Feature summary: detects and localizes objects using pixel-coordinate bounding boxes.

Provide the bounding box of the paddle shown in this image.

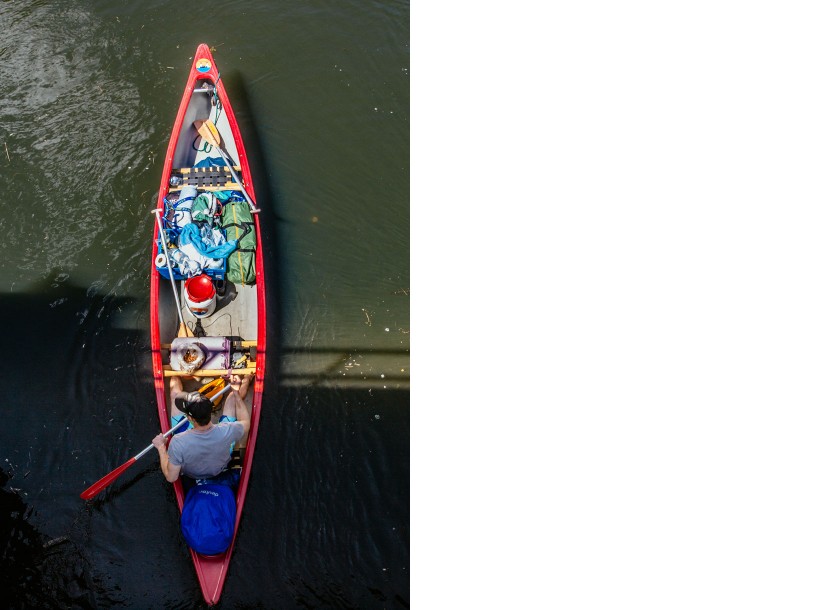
[153,209,193,338]
[80,384,232,500]
[193,119,259,213]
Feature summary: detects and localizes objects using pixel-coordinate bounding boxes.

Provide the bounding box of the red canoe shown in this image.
[150,43,266,605]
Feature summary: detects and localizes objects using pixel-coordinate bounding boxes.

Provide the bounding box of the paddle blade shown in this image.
[80,457,138,500]
[193,119,222,149]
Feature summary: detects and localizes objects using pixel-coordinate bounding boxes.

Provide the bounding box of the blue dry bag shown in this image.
[180,483,236,555]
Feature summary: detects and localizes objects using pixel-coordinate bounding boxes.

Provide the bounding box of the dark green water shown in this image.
[0,1,409,607]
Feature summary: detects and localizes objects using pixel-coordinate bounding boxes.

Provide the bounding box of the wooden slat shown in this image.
[163,364,256,377]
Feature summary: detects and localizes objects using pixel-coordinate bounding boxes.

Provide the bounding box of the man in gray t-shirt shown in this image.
[168,419,244,479]
[153,375,252,482]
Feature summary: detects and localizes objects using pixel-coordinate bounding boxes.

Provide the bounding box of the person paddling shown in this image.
[152,374,252,484]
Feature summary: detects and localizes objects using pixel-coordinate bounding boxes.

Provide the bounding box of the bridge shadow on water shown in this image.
[0,278,146,608]
[0,300,410,598]
[0,279,409,608]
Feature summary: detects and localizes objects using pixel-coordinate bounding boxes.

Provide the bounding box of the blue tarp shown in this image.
[178,223,238,260]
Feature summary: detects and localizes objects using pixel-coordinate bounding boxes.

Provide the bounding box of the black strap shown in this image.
[222,221,255,251]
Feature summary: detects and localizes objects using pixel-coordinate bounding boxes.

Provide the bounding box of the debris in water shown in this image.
[43,536,69,549]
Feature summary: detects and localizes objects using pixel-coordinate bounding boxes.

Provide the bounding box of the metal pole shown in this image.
[153,209,188,330]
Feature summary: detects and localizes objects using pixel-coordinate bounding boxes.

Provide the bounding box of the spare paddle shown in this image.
[153,209,193,338]
[80,384,232,500]
[193,119,259,213]
[198,377,227,408]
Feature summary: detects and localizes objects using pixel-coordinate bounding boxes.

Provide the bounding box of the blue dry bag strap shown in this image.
[174,195,196,208]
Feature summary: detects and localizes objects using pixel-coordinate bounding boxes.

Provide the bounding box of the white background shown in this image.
[413,1,840,607]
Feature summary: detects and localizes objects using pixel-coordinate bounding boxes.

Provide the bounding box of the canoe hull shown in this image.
[150,43,266,606]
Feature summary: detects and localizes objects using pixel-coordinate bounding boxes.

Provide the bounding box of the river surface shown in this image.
[0,1,409,607]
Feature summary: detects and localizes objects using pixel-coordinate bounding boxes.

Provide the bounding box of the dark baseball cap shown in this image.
[175,391,212,420]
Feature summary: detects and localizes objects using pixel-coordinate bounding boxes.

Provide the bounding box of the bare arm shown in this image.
[233,392,251,439]
[223,374,252,440]
[152,434,182,482]
[170,376,187,419]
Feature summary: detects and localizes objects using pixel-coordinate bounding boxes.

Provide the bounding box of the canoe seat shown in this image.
[170,165,243,192]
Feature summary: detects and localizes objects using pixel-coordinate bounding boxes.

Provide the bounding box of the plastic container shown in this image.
[184,274,217,318]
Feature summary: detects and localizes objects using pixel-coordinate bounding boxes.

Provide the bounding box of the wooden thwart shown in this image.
[163,363,257,377]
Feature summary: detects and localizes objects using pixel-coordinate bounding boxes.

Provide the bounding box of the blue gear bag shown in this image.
[180,483,236,555]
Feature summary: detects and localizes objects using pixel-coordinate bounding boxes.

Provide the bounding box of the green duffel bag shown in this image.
[221,198,256,285]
